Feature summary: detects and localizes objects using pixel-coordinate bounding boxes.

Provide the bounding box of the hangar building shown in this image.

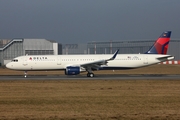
[0,38,62,65]
[87,39,180,60]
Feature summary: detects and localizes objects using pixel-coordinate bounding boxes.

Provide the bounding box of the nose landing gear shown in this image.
[24,71,27,78]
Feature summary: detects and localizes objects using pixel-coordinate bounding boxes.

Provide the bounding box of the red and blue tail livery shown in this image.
[145,31,171,54]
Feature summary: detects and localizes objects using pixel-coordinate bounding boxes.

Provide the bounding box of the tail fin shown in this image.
[145,31,171,54]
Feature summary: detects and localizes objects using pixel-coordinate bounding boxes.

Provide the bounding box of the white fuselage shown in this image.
[6,54,173,71]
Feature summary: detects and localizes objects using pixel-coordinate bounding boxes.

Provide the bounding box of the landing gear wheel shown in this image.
[87,73,94,77]
[24,71,27,78]
[89,73,94,77]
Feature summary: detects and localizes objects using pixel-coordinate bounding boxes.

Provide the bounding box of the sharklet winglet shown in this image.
[107,49,119,61]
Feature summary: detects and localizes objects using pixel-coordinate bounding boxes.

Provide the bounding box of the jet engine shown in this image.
[65,66,80,75]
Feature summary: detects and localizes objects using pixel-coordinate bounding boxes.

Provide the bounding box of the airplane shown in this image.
[6,31,174,78]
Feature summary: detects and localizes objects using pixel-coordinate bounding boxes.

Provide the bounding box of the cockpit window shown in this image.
[12,59,18,62]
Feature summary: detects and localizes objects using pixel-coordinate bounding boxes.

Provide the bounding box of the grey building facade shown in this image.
[0,38,62,65]
[62,44,87,54]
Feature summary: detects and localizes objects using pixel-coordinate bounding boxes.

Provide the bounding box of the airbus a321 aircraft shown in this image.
[6,31,174,77]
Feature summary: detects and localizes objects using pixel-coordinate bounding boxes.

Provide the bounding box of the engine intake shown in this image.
[65,66,80,75]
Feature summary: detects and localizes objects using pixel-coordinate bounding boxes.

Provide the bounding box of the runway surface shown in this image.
[0,74,180,80]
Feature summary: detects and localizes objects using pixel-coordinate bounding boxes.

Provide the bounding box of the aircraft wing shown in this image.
[80,49,119,70]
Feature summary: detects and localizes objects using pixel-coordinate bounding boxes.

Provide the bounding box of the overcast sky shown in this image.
[0,0,180,44]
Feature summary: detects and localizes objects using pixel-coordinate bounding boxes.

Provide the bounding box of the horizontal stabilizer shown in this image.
[156,55,174,61]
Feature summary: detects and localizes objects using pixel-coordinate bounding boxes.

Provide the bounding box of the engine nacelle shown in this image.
[65,66,80,75]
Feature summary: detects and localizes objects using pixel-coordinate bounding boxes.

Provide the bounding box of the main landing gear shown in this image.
[87,72,94,77]
[86,67,95,77]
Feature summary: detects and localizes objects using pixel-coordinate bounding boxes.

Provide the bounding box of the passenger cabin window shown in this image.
[12,59,18,62]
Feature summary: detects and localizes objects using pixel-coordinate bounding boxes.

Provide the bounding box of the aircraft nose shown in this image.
[6,63,13,69]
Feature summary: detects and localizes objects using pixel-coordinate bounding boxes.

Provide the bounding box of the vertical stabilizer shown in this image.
[145,31,171,54]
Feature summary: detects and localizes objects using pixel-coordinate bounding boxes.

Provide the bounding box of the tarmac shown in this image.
[0,74,180,80]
